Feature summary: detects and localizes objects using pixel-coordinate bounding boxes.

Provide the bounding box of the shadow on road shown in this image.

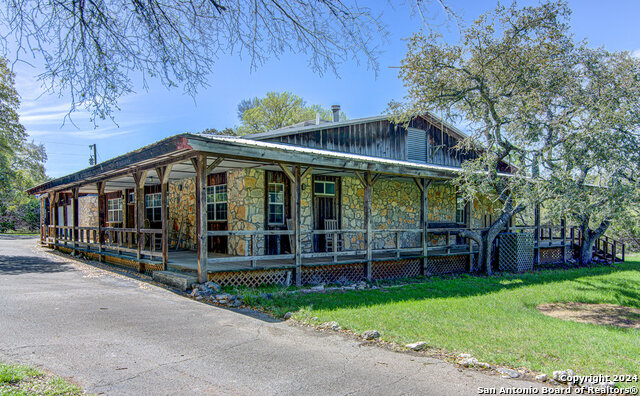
[0,254,74,275]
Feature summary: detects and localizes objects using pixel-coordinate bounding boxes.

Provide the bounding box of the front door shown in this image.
[265,171,291,255]
[313,176,340,252]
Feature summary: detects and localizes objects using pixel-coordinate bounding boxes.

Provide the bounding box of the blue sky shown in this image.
[13,0,640,178]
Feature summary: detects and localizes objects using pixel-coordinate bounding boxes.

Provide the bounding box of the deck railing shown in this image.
[43,225,162,261]
[205,225,573,268]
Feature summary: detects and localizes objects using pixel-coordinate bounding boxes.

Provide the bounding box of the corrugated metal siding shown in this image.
[407,128,427,163]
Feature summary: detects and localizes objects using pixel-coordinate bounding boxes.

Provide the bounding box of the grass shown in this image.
[241,257,640,381]
[0,362,83,395]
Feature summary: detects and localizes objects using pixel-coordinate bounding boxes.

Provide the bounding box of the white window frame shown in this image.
[314,180,336,197]
[145,193,162,222]
[456,194,467,225]
[268,182,285,225]
[107,198,123,223]
[207,184,227,222]
[128,192,135,204]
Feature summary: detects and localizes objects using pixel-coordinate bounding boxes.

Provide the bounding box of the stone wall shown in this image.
[299,173,314,253]
[228,168,265,256]
[341,177,422,250]
[471,195,497,228]
[168,178,197,250]
[427,182,456,223]
[78,195,98,227]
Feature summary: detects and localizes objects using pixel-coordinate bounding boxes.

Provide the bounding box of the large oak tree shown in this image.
[392,1,640,269]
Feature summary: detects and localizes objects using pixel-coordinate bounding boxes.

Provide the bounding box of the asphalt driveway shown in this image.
[0,237,543,395]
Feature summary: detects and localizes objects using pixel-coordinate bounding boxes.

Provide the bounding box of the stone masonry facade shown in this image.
[87,170,495,255]
[168,178,197,250]
[78,195,98,227]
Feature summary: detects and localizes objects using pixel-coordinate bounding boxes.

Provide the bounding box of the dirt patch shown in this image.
[538,302,640,329]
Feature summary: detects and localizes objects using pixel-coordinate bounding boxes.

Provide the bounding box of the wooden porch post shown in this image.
[195,153,208,283]
[416,178,432,276]
[156,165,173,270]
[278,163,304,285]
[133,171,147,271]
[534,202,541,266]
[294,166,302,286]
[71,187,79,255]
[96,182,106,262]
[364,172,373,281]
[50,192,57,248]
[467,196,473,272]
[561,216,567,264]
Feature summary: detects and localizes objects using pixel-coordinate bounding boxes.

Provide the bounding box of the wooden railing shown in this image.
[206,227,490,268]
[43,225,162,261]
[570,227,625,263]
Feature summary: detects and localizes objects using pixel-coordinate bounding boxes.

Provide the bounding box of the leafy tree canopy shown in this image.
[393,1,640,267]
[0,0,391,122]
[236,91,346,135]
[0,57,47,230]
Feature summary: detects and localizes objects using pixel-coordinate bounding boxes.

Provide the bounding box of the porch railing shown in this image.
[205,225,572,269]
[43,225,162,261]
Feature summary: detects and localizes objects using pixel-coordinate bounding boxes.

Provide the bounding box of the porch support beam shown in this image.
[293,165,302,285]
[206,157,224,174]
[278,162,295,183]
[195,153,208,283]
[71,187,79,255]
[156,165,173,270]
[467,196,473,272]
[300,166,314,180]
[534,202,541,265]
[561,216,567,264]
[133,170,148,271]
[364,171,373,281]
[49,192,58,247]
[421,179,432,276]
[96,182,106,262]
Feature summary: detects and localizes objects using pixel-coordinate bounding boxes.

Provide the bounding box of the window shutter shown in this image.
[407,128,427,163]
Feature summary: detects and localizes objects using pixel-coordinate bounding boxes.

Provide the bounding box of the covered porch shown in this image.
[32,134,613,287]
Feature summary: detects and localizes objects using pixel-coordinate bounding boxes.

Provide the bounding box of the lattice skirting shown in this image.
[539,247,567,265]
[425,254,469,275]
[208,268,292,287]
[301,263,366,285]
[371,259,421,281]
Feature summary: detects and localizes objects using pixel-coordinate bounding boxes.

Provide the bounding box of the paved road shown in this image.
[0,237,543,395]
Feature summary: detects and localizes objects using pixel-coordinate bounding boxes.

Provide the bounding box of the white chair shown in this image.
[324,219,342,252]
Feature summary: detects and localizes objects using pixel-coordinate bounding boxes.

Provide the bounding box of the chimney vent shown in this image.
[331,105,340,122]
[315,113,320,125]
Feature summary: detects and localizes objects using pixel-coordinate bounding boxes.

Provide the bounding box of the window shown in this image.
[314,180,336,196]
[107,198,123,223]
[456,194,467,225]
[145,193,162,222]
[268,183,285,224]
[207,184,227,221]
[128,192,135,203]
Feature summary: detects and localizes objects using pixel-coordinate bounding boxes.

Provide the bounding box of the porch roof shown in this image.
[28,133,503,195]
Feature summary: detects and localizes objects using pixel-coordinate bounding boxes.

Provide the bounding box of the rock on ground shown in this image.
[361,330,380,340]
[405,342,428,351]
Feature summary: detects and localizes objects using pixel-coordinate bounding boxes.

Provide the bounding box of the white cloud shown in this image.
[631,49,640,59]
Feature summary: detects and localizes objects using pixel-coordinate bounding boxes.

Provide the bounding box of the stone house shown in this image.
[30,110,574,287]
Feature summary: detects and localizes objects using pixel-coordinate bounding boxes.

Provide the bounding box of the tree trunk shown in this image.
[578,219,610,265]
[460,199,525,275]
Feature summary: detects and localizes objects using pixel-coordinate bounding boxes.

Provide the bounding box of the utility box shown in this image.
[498,232,534,272]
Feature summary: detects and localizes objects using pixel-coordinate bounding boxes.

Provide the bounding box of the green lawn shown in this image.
[0,361,83,395]
[243,257,640,380]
